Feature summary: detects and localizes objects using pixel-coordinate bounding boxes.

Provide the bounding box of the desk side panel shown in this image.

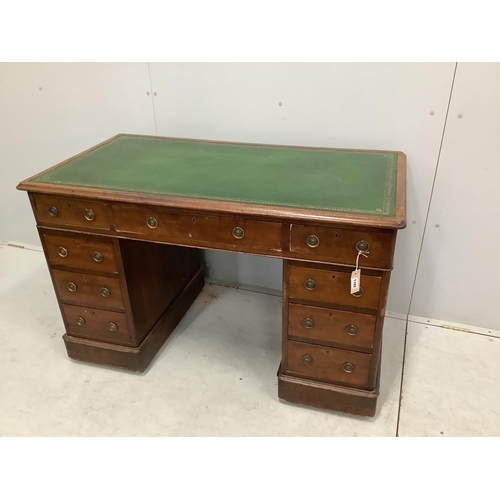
[118,239,204,345]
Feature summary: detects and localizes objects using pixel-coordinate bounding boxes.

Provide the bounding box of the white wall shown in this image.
[409,63,500,330]
[0,62,156,245]
[1,62,496,329]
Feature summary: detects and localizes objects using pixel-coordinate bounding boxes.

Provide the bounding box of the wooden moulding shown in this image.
[277,363,381,418]
[63,266,205,372]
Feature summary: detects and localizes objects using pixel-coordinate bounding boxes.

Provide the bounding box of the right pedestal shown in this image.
[279,259,391,417]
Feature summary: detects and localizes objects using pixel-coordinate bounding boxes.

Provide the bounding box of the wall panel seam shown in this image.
[405,62,458,318]
[147,62,158,136]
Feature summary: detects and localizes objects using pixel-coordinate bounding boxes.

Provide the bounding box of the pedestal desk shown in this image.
[17,134,406,417]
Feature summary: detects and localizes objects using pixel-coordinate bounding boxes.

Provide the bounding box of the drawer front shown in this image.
[286,340,371,389]
[288,304,376,350]
[52,269,124,310]
[290,224,395,269]
[112,205,282,250]
[43,233,118,274]
[32,194,111,230]
[62,304,132,345]
[289,265,381,310]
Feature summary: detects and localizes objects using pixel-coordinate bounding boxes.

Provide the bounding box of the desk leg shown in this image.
[62,239,204,372]
[63,266,205,371]
[277,259,383,417]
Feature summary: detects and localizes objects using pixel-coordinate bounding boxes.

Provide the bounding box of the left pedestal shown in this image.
[39,227,204,372]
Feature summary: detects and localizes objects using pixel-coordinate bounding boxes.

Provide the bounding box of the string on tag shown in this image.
[351,249,369,295]
[355,249,369,270]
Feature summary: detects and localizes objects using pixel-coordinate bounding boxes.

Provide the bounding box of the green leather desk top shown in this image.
[27,134,402,219]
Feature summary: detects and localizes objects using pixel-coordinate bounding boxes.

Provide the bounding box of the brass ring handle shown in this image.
[58,246,68,257]
[352,287,364,298]
[76,316,85,326]
[48,206,59,217]
[100,287,110,297]
[356,240,370,253]
[302,317,315,329]
[84,208,95,221]
[147,217,158,229]
[92,251,103,263]
[345,324,358,336]
[67,282,77,292]
[306,235,319,248]
[232,227,244,239]
[108,322,117,332]
[304,279,316,291]
[301,354,313,365]
[343,362,355,373]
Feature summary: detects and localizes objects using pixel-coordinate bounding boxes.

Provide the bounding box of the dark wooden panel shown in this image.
[288,265,381,310]
[367,270,392,389]
[43,233,118,274]
[32,194,111,230]
[289,224,396,269]
[62,304,132,345]
[288,303,376,351]
[112,204,282,250]
[52,269,124,310]
[286,341,371,389]
[278,368,379,417]
[119,239,204,345]
[281,260,291,374]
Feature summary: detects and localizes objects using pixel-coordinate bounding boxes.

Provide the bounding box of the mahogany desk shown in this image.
[17,134,406,417]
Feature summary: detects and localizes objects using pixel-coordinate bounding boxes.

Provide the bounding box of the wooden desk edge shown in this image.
[17,182,406,230]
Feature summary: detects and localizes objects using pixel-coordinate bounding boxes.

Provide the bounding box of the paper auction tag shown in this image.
[351,269,361,294]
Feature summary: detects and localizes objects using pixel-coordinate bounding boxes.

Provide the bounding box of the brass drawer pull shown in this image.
[100,287,110,297]
[232,226,244,239]
[306,235,319,248]
[108,322,117,332]
[58,246,68,257]
[67,282,77,292]
[302,317,315,329]
[92,251,103,263]
[345,324,358,336]
[84,208,95,221]
[147,217,158,229]
[343,362,355,373]
[356,240,369,253]
[352,287,364,298]
[301,354,313,365]
[48,206,59,217]
[304,279,316,291]
[76,316,85,326]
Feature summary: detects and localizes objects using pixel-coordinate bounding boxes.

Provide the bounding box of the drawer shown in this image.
[288,304,376,350]
[32,194,111,230]
[286,340,371,389]
[52,269,124,310]
[289,224,395,269]
[62,304,132,345]
[288,265,381,310]
[112,205,282,250]
[43,233,118,274]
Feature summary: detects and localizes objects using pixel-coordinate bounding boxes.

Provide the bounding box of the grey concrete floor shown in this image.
[1,243,499,436]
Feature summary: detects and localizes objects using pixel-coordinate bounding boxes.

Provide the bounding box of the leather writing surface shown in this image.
[32,135,398,216]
